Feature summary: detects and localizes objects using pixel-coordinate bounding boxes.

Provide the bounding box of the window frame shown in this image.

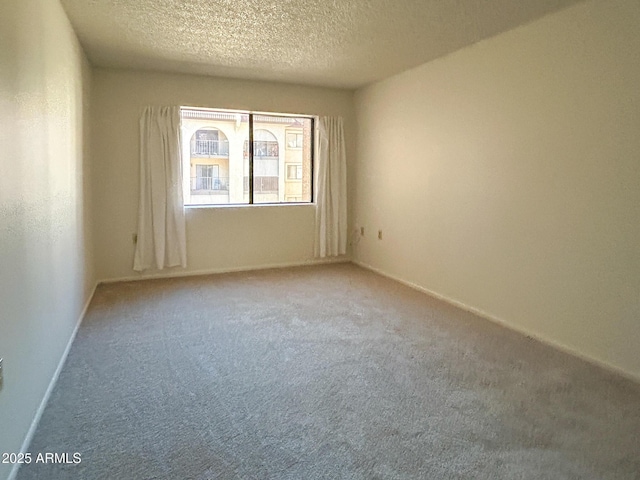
[181,107,314,207]
[286,130,304,149]
[287,164,303,180]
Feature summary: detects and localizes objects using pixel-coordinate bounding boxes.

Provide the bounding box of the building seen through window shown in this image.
[181,108,313,206]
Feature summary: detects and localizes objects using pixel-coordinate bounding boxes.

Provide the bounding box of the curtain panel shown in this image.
[133,106,187,272]
[314,116,347,258]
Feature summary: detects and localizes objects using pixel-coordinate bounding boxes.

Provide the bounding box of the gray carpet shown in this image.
[16,263,640,479]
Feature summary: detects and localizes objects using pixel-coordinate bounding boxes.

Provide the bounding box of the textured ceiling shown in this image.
[60,0,584,89]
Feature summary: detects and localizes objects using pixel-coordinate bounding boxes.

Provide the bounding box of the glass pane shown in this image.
[181,109,249,205]
[254,115,312,204]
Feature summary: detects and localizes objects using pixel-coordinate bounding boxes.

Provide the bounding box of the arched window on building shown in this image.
[191,128,229,157]
[243,129,279,159]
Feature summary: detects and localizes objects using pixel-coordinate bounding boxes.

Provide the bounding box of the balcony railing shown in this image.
[243,141,279,159]
[191,176,229,193]
[243,176,279,193]
[191,140,229,157]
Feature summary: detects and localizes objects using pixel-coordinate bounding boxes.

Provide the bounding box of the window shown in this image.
[287,164,302,180]
[246,130,279,158]
[181,108,313,206]
[286,131,303,149]
[192,129,229,157]
[195,164,217,190]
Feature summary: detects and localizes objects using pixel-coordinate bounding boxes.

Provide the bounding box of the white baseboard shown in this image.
[98,256,351,284]
[353,260,640,385]
[8,281,99,480]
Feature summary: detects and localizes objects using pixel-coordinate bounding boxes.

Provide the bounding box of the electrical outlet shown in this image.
[360,227,365,236]
[378,230,383,240]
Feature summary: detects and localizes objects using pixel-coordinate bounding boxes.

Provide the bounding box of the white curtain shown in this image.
[314,116,347,258]
[133,106,187,272]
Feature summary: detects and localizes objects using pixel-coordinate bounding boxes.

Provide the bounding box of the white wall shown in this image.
[354,0,640,379]
[0,1,95,478]
[91,69,355,281]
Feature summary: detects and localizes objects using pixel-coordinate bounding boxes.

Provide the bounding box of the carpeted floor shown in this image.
[16,263,640,479]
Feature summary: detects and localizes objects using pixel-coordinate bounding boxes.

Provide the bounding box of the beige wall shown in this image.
[91,69,354,281]
[0,1,95,478]
[354,0,640,379]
